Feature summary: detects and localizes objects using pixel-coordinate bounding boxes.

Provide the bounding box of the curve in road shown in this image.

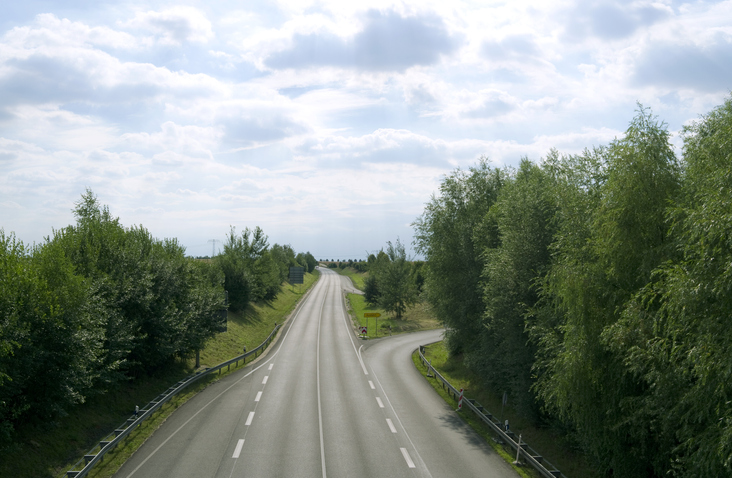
[114,268,517,478]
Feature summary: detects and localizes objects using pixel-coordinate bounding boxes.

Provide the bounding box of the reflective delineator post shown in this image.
[456,388,464,411]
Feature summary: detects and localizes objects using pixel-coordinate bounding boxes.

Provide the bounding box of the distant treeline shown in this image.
[413,96,732,477]
[0,191,315,447]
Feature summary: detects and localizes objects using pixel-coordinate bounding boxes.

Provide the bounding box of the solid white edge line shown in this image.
[232,439,244,459]
[254,391,262,402]
[386,418,397,433]
[400,448,416,468]
[245,411,255,426]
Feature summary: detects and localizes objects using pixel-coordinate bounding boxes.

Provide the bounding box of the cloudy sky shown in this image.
[1,1,730,259]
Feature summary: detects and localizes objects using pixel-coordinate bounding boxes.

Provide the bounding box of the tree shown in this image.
[532,106,680,476]
[0,231,106,445]
[473,157,558,419]
[413,159,505,353]
[604,96,732,476]
[216,226,269,310]
[374,239,416,319]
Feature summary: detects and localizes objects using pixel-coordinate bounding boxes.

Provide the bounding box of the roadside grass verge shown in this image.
[336,267,441,336]
[0,271,319,478]
[414,341,600,478]
[333,266,365,289]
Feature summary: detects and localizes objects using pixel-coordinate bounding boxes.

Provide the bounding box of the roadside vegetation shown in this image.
[0,190,319,477]
[331,252,439,335]
[414,341,599,478]
[412,96,732,477]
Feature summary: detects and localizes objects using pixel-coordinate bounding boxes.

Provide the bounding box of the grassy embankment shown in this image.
[414,342,600,478]
[334,267,441,335]
[0,271,319,478]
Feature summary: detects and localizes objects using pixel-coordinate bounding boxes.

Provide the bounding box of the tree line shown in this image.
[0,190,315,447]
[413,96,732,477]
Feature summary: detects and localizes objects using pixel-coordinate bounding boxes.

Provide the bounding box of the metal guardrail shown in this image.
[65,323,282,478]
[417,345,566,478]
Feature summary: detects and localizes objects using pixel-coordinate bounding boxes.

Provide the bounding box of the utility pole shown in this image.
[208,239,220,258]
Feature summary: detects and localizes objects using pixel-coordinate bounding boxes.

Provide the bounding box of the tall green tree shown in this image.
[375,239,416,319]
[216,226,269,310]
[606,96,732,476]
[0,231,106,445]
[532,107,680,476]
[413,160,505,353]
[473,157,558,419]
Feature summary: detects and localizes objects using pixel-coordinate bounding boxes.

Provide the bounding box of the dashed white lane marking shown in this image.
[245,412,255,426]
[255,391,262,402]
[232,439,244,459]
[268,363,274,370]
[400,448,416,468]
[386,419,397,433]
[368,381,375,389]
[376,397,384,408]
[262,376,268,384]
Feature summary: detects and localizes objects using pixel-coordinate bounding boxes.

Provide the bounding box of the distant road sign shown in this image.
[360,326,367,334]
[288,267,305,284]
[364,313,381,317]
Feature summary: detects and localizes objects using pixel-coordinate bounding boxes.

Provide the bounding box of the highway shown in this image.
[114,267,517,478]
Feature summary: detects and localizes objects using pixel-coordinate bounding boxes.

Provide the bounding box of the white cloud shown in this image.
[1,0,731,258]
[126,6,214,45]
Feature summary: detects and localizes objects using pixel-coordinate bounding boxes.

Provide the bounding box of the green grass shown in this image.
[0,271,319,478]
[334,266,366,289]
[414,341,600,478]
[335,267,441,336]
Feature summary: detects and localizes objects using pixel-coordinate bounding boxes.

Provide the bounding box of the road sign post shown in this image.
[364,313,380,338]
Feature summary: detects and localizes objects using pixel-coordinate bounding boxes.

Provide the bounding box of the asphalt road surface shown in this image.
[114,268,517,478]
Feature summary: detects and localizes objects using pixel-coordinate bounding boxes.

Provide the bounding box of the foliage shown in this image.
[472,157,558,420]
[0,189,314,448]
[412,99,732,476]
[373,239,417,319]
[413,159,505,354]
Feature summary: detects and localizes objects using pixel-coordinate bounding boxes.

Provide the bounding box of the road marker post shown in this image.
[456,388,464,411]
[513,434,523,465]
